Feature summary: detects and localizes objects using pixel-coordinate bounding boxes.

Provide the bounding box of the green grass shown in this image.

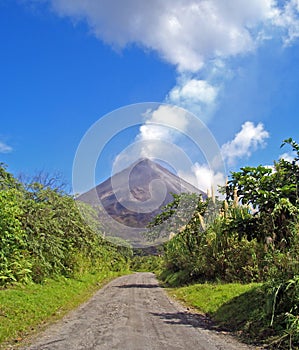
[167,282,274,345]
[168,283,261,314]
[0,270,129,349]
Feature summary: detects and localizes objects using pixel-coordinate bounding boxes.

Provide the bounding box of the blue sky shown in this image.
[1,0,299,194]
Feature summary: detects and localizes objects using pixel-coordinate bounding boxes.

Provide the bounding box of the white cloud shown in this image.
[169,79,217,105]
[39,0,299,194]
[178,163,226,193]
[113,105,191,170]
[138,108,187,160]
[221,121,269,165]
[142,105,189,133]
[46,0,279,72]
[0,141,12,154]
[166,77,219,120]
[273,0,299,44]
[138,124,172,143]
[137,105,189,153]
[177,121,270,193]
[39,0,299,121]
[114,118,269,197]
[280,152,296,162]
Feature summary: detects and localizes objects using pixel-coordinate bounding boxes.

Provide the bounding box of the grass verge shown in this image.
[0,270,129,349]
[167,282,276,346]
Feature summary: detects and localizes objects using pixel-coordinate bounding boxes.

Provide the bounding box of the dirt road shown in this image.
[24,273,259,350]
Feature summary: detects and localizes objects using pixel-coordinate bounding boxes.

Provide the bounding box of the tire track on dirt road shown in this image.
[22,273,261,350]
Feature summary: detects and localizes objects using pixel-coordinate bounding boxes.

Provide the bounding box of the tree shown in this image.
[0,163,22,190]
[225,138,299,247]
[146,193,207,240]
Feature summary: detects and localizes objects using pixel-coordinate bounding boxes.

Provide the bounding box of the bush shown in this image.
[0,165,131,286]
[0,189,32,284]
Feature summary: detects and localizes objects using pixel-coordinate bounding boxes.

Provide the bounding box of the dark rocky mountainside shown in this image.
[77,158,205,247]
[78,158,204,229]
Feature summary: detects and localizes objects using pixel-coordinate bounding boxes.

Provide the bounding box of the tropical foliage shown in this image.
[148,138,299,348]
[0,164,131,286]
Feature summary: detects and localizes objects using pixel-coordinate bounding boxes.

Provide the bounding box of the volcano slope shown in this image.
[77,158,205,247]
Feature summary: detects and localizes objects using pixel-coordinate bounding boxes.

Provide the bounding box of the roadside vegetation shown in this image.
[2,137,299,349]
[0,164,132,346]
[130,247,163,273]
[0,271,127,348]
[147,138,299,349]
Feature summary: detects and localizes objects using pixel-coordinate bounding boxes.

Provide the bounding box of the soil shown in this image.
[21,273,262,350]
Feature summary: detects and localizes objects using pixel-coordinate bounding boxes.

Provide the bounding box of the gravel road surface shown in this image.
[23,272,260,350]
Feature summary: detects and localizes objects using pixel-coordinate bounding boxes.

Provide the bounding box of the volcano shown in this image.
[77,158,205,246]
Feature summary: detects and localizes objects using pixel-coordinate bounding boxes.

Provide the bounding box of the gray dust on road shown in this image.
[23,272,260,350]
